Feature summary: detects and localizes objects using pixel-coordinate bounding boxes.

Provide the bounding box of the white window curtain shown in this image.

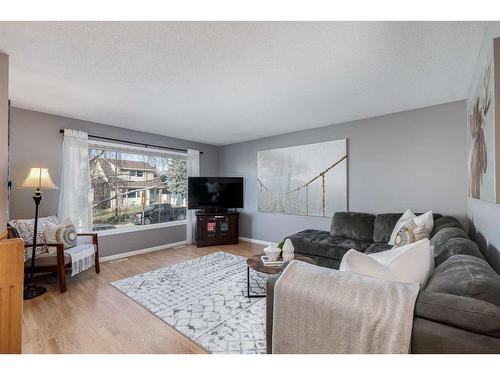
[186,149,200,244]
[58,129,93,231]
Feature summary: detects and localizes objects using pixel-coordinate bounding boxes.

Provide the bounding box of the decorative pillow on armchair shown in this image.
[8,215,59,259]
[339,239,435,288]
[44,218,78,252]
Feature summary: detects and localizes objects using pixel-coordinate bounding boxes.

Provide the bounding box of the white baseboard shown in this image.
[239,236,274,246]
[100,240,187,263]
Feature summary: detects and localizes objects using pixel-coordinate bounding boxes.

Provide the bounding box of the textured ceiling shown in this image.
[0,21,487,145]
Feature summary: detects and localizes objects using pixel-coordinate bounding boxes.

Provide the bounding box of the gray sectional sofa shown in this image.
[266,212,500,353]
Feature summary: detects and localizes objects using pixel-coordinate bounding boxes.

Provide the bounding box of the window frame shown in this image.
[88,140,188,236]
[93,220,187,237]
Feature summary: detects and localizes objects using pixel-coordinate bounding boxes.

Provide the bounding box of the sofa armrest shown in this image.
[415,291,500,338]
[266,274,279,354]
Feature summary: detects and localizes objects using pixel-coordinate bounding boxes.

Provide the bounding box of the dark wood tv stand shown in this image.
[195,211,239,247]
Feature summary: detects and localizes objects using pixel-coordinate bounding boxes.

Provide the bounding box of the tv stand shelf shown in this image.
[195,211,239,247]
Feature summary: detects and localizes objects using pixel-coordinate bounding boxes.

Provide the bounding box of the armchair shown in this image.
[7,227,100,293]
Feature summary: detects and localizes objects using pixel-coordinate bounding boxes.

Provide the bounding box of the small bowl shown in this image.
[264,246,281,261]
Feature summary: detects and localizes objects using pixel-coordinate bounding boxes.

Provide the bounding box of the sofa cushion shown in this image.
[425,255,500,307]
[411,317,500,353]
[330,212,375,242]
[415,291,500,339]
[289,229,371,261]
[433,237,484,267]
[373,214,403,243]
[431,227,469,248]
[365,242,392,254]
[431,216,464,237]
[24,253,72,267]
[297,254,342,270]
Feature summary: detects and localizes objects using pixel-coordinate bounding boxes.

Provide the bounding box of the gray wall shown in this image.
[9,107,219,257]
[467,23,500,273]
[0,53,8,233]
[7,101,472,259]
[219,100,468,243]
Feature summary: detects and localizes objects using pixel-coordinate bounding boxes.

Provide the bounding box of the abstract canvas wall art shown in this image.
[467,37,500,203]
[257,139,347,217]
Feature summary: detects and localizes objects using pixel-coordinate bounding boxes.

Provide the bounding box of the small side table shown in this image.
[245,254,316,298]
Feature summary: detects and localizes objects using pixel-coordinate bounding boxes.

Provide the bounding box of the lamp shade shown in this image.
[20,168,58,190]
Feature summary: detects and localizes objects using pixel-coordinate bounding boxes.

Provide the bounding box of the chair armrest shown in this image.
[77,233,98,245]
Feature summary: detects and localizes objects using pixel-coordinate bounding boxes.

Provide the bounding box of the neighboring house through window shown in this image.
[88,141,188,232]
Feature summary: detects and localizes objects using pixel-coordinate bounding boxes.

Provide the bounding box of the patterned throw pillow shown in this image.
[394,219,430,248]
[44,218,78,252]
[8,216,59,260]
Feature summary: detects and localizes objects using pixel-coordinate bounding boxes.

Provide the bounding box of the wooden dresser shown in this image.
[0,231,24,354]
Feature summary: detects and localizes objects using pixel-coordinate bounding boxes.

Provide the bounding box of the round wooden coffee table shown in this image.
[246,253,316,298]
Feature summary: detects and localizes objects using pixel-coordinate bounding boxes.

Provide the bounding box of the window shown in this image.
[128,170,144,177]
[88,141,188,232]
[126,190,138,199]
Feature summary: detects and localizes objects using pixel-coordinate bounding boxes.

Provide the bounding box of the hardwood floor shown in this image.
[22,241,264,354]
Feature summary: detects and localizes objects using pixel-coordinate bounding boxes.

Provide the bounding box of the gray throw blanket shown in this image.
[272,260,420,354]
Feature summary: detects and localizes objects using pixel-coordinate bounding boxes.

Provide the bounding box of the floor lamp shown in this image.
[19,167,58,300]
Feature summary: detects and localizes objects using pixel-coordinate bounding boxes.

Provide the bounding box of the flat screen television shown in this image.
[188,177,244,210]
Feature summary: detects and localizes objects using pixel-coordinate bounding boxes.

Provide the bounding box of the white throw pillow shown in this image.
[339,250,395,281]
[388,210,434,245]
[339,238,435,288]
[388,209,415,245]
[43,218,78,253]
[413,210,434,234]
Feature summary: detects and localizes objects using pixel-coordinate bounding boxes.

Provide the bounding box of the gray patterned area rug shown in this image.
[111,251,268,354]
